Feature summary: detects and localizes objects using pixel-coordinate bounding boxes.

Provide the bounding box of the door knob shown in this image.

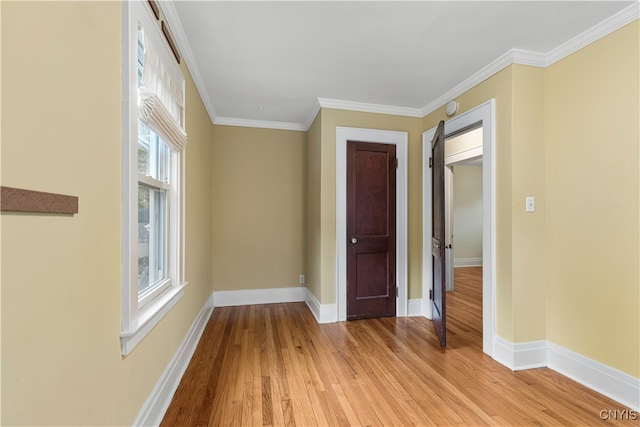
[351,237,358,244]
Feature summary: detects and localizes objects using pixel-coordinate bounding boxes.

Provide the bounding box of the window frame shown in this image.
[137,124,171,308]
[120,0,187,356]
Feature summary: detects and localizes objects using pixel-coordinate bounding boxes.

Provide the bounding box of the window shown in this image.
[121,1,187,356]
[137,122,170,305]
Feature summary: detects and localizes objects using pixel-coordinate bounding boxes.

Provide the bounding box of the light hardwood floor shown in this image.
[161,267,635,426]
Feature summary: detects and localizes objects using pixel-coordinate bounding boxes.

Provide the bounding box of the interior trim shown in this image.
[212,286,307,307]
[423,99,496,356]
[214,116,307,132]
[133,293,214,426]
[160,2,638,131]
[336,127,408,322]
[494,337,640,411]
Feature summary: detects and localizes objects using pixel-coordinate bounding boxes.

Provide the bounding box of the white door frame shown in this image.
[444,164,455,292]
[422,99,496,356]
[336,127,408,322]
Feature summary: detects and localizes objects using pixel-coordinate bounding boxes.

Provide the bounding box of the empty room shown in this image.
[1,1,639,426]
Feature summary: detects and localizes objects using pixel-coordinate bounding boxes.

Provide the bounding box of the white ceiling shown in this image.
[166,1,636,130]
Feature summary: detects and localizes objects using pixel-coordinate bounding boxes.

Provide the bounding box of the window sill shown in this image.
[120,282,187,356]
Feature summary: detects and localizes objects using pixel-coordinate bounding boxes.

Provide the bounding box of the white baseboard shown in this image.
[304,293,422,321]
[547,341,640,411]
[514,340,547,370]
[493,337,547,370]
[134,292,214,427]
[305,290,337,323]
[213,286,306,307]
[305,293,422,322]
[493,337,639,411]
[454,257,483,267]
[493,336,517,370]
[408,298,423,316]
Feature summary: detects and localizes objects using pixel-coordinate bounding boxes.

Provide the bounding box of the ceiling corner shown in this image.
[303,99,322,131]
[544,2,640,67]
[157,0,219,126]
[318,98,423,118]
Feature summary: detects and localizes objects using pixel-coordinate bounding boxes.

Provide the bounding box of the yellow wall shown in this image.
[423,67,516,340]
[544,21,639,376]
[1,2,638,424]
[511,65,546,342]
[423,21,639,376]
[1,2,214,425]
[210,125,306,291]
[452,165,483,260]
[312,109,423,304]
[306,113,323,300]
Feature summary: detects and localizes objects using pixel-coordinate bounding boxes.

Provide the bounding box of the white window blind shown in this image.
[139,34,187,151]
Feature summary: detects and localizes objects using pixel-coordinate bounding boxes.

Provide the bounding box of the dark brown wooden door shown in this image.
[431,121,446,348]
[347,141,396,320]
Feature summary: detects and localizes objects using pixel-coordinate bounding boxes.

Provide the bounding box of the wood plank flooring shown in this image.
[161,267,636,426]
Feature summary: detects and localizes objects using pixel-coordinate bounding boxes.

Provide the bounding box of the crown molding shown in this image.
[303,99,322,131]
[213,117,307,132]
[545,2,639,67]
[157,0,219,125]
[318,97,424,118]
[511,48,546,67]
[421,5,639,118]
[420,49,517,117]
[153,1,309,132]
[159,1,639,131]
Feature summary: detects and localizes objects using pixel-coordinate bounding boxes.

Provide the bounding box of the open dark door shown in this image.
[431,121,446,348]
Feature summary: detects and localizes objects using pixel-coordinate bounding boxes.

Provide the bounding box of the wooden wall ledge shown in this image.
[0,186,78,214]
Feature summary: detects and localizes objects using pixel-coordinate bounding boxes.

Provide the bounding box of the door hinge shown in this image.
[396,286,399,297]
[393,157,398,169]
[429,157,433,168]
[429,289,433,300]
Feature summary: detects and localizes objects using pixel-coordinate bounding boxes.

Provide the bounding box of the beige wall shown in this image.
[424,65,548,343]
[310,109,423,304]
[424,22,639,376]
[306,113,323,300]
[424,67,516,340]
[510,65,547,342]
[544,21,639,376]
[1,3,638,425]
[211,125,306,291]
[452,165,483,261]
[1,2,214,425]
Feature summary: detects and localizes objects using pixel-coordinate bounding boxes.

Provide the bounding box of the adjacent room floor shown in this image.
[161,267,634,426]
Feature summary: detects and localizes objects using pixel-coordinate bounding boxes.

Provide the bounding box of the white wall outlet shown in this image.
[299,275,305,284]
[526,196,535,213]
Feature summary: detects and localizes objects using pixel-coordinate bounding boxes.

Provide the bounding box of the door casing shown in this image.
[444,164,454,292]
[337,127,408,322]
[423,99,496,357]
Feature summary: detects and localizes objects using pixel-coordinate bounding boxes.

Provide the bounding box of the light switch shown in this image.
[526,196,535,212]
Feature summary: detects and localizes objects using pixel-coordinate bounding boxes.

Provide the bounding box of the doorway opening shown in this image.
[445,126,483,292]
[423,99,495,356]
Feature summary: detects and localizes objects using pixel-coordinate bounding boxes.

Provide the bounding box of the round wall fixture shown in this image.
[446,100,459,116]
